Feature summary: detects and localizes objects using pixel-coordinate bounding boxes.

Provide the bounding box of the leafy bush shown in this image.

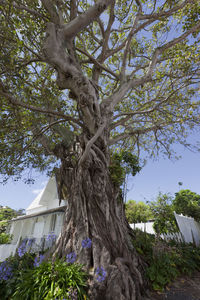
[149,192,178,234]
[13,259,88,299]
[146,252,179,290]
[132,229,200,291]
[0,252,35,299]
[0,254,88,299]
[0,232,12,244]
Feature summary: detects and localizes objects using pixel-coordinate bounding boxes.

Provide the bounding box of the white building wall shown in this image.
[0,177,67,262]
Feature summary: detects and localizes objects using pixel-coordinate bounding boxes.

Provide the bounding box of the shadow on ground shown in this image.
[145,271,200,300]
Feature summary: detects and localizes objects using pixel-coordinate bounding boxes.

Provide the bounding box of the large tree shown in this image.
[1,0,200,298]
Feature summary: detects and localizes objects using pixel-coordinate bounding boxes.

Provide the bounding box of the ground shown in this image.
[144,272,200,300]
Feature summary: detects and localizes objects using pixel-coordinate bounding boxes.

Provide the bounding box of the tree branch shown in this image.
[78,119,107,166]
[0,1,46,19]
[0,82,82,127]
[76,47,119,80]
[41,0,60,24]
[140,0,194,20]
[102,18,200,112]
[109,124,164,145]
[61,0,113,39]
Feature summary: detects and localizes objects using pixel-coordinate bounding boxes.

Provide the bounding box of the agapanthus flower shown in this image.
[17,244,27,257]
[81,238,92,249]
[34,254,45,267]
[0,261,12,281]
[46,232,56,242]
[66,252,76,264]
[28,238,36,246]
[22,237,28,243]
[95,267,106,282]
[67,288,78,300]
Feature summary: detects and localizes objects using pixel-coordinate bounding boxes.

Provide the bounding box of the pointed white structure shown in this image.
[0,177,67,261]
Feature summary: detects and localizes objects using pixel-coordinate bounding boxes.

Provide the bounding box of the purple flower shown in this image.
[22,237,28,243]
[95,267,106,282]
[28,238,36,246]
[66,252,76,264]
[81,238,92,249]
[0,261,12,281]
[34,254,45,267]
[46,232,56,242]
[67,288,78,300]
[17,244,27,257]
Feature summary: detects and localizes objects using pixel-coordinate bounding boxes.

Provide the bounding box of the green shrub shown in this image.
[0,232,12,244]
[132,228,154,260]
[146,252,179,290]
[0,252,35,299]
[0,254,88,300]
[132,229,200,291]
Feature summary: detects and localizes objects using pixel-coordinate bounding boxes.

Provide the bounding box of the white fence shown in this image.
[174,212,200,246]
[130,212,200,246]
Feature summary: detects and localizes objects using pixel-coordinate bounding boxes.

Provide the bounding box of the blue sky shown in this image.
[1,141,200,210]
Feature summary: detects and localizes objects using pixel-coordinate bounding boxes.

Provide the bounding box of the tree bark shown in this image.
[54,141,146,300]
[42,15,146,299]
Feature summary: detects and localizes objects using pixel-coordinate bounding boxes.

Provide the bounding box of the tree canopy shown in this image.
[173,189,200,221]
[149,192,178,234]
[125,200,153,223]
[0,0,200,182]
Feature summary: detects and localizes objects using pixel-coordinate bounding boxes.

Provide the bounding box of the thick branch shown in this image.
[78,119,107,166]
[41,0,60,24]
[109,124,164,145]
[102,20,200,112]
[61,0,113,39]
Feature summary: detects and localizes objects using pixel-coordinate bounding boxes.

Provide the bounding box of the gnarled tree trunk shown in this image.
[42,14,146,299]
[54,140,146,300]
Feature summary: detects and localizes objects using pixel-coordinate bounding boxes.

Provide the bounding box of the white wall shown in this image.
[0,211,65,262]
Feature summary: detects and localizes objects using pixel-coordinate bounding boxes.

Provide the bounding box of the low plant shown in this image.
[132,229,200,291]
[12,259,88,300]
[0,236,107,299]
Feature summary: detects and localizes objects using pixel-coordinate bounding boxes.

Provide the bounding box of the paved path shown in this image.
[147,272,200,300]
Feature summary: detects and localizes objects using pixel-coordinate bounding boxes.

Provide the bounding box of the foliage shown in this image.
[125,200,153,223]
[109,151,141,187]
[13,259,88,300]
[0,254,88,300]
[0,1,200,181]
[0,252,36,299]
[0,206,18,222]
[0,206,25,233]
[173,189,200,221]
[149,192,178,234]
[0,232,12,244]
[132,229,200,291]
[0,206,24,244]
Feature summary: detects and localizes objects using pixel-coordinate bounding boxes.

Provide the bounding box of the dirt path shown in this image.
[145,272,200,300]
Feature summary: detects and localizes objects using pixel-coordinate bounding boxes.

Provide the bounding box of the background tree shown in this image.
[149,192,178,235]
[0,206,24,244]
[125,200,153,224]
[173,189,200,221]
[1,0,200,298]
